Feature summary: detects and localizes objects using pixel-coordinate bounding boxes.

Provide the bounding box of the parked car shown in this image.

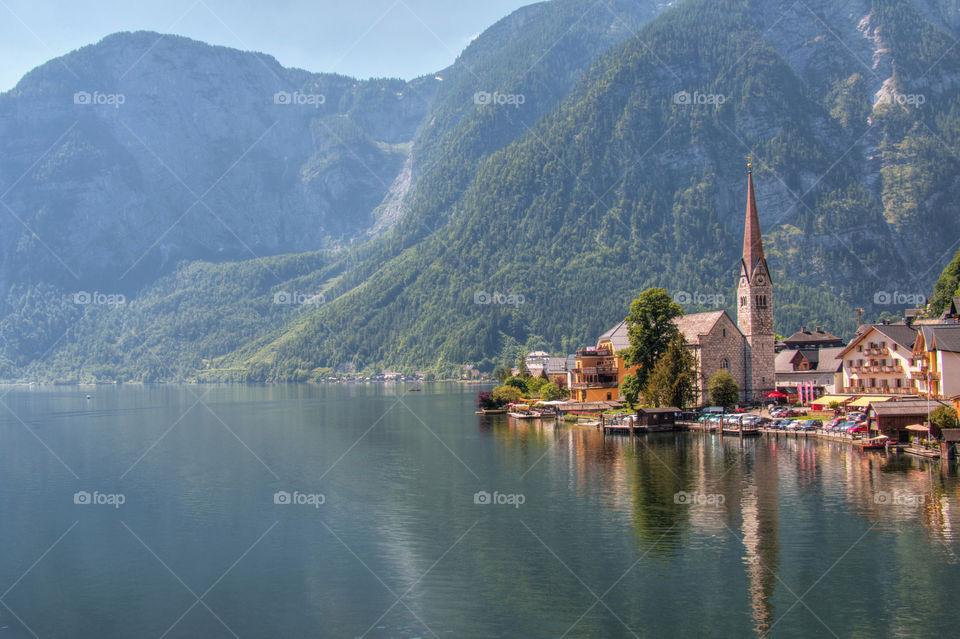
[803,420,821,431]
[825,418,842,430]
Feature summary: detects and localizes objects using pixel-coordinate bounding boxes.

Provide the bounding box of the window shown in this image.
[857,345,862,352]
[721,358,729,369]
[740,296,746,307]
[722,328,726,337]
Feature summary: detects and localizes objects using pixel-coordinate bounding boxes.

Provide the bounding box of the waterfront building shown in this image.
[837,324,917,395]
[911,324,960,398]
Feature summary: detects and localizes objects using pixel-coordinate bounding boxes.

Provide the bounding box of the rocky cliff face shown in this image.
[0,31,436,295]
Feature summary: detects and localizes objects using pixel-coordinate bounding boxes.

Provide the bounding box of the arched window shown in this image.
[721,358,729,369]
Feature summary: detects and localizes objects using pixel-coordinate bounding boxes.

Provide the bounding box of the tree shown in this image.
[708,370,739,409]
[491,385,522,405]
[494,365,511,382]
[526,375,547,394]
[504,376,528,393]
[517,355,530,378]
[622,287,683,388]
[643,334,696,408]
[620,373,642,407]
[539,382,563,401]
[930,405,959,432]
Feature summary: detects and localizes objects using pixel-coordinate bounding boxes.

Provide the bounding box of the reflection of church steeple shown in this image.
[740,447,780,636]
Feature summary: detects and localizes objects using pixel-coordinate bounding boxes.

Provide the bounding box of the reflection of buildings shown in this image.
[739,444,780,637]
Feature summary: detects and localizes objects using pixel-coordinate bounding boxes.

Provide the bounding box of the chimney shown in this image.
[815,326,822,332]
[801,325,807,333]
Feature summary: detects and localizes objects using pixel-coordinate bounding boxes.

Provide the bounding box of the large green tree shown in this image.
[622,288,683,388]
[708,370,740,409]
[620,373,642,408]
[643,334,697,408]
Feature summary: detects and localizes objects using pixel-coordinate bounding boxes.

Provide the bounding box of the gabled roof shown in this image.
[839,324,917,358]
[872,399,949,416]
[941,297,960,319]
[674,311,737,344]
[597,319,630,352]
[599,310,741,353]
[782,327,843,346]
[546,357,568,374]
[918,324,960,353]
[776,347,843,374]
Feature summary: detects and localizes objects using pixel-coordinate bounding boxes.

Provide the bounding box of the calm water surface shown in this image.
[1,384,959,638]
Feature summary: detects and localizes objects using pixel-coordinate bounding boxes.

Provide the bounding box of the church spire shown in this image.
[742,160,765,275]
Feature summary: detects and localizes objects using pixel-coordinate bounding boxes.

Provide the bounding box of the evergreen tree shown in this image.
[642,334,696,408]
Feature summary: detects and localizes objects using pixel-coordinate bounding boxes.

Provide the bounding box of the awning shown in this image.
[848,396,895,407]
[906,424,930,432]
[810,395,851,406]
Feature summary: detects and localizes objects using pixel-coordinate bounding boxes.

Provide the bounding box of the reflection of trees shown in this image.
[624,435,692,554]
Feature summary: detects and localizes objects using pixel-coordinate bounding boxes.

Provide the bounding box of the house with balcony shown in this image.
[910,325,960,398]
[837,324,917,396]
[570,346,623,403]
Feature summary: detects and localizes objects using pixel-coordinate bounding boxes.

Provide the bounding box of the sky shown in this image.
[0,0,534,91]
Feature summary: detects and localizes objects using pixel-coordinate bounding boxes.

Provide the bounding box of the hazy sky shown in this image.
[0,0,534,91]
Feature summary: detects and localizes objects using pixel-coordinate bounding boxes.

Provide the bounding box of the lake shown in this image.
[1,384,958,638]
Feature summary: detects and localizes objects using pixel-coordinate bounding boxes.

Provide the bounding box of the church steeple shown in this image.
[742,162,765,277]
[737,160,775,401]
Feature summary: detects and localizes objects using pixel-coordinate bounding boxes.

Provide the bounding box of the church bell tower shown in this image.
[737,161,775,400]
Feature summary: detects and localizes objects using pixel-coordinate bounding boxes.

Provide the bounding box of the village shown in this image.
[479,165,960,461]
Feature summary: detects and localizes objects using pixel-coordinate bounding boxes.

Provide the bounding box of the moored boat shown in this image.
[722,426,761,437]
[855,435,889,450]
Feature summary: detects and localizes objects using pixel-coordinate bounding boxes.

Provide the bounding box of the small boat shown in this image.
[722,426,761,437]
[856,435,889,450]
[507,408,542,420]
[477,408,507,415]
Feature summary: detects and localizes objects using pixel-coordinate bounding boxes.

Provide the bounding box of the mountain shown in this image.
[215,0,960,379]
[0,0,675,381]
[3,0,959,382]
[0,31,438,295]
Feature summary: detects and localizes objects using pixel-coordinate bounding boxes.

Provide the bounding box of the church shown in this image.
[578,164,776,405]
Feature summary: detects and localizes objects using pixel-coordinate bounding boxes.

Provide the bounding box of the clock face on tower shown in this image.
[740,277,748,287]
[756,275,765,285]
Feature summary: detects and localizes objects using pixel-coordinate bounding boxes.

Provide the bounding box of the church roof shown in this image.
[674,311,732,344]
[597,310,738,352]
[742,167,766,275]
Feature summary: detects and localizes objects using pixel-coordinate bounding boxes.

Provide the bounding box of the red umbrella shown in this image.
[763,390,788,398]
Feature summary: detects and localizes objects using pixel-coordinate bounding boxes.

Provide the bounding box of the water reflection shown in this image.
[483,420,960,637]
